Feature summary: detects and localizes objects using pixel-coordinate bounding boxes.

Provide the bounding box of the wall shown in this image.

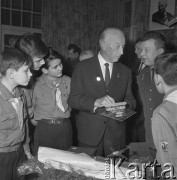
[41,0,177,62]
[41,0,122,57]
[121,0,177,69]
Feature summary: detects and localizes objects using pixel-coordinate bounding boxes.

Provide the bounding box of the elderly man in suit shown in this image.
[68,27,136,157]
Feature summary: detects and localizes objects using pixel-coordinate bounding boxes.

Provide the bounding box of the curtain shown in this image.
[41,0,121,57]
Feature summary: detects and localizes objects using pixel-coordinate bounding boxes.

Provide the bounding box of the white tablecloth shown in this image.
[38,147,144,179]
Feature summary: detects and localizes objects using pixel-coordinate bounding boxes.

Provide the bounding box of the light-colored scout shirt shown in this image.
[152,88,177,176]
[32,74,71,120]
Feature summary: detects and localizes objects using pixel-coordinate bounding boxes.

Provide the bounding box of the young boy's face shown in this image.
[46,58,63,78]
[13,63,32,86]
[33,56,45,70]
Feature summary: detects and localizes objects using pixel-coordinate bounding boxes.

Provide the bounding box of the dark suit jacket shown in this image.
[68,56,136,146]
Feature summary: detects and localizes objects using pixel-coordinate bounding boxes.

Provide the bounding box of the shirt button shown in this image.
[150,108,152,110]
[150,89,152,92]
[149,98,151,101]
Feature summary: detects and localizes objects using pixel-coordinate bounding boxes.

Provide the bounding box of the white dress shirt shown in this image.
[98,52,113,80]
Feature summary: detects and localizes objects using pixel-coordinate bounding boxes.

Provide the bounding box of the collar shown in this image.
[164,86,177,102]
[142,63,146,70]
[39,74,63,88]
[0,81,23,101]
[98,52,113,68]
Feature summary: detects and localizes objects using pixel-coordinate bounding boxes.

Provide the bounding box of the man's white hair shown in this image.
[158,0,167,5]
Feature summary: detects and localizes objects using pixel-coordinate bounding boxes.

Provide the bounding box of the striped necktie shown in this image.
[105,63,110,87]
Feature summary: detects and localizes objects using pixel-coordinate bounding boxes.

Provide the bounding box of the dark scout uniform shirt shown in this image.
[137,66,164,149]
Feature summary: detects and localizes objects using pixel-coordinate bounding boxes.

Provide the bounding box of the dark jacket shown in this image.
[68,56,136,146]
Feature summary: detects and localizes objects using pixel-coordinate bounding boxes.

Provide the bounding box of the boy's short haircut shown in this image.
[43,47,64,69]
[9,35,19,48]
[140,31,166,51]
[0,48,32,76]
[67,44,81,55]
[154,53,177,86]
[15,33,48,59]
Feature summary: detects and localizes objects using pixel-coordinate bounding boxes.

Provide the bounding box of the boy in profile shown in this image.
[152,53,177,177]
[0,48,33,179]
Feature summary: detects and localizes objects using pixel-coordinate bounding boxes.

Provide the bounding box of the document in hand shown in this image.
[99,108,136,122]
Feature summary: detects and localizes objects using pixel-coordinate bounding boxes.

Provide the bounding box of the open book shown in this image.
[98,108,136,122]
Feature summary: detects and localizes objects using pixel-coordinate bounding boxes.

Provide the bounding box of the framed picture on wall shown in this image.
[149,0,175,30]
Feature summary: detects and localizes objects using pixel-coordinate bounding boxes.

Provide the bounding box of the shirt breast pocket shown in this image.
[62,92,69,98]
[62,92,70,103]
[38,93,51,105]
[0,113,17,130]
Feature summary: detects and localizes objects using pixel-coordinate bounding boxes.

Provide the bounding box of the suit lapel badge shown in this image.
[96,77,101,81]
[117,73,120,78]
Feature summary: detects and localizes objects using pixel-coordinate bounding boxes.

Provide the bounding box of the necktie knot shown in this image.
[105,63,109,68]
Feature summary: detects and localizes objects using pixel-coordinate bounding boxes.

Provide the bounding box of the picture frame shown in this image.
[149,0,175,30]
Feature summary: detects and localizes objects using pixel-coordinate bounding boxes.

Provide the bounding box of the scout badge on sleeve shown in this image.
[161,141,168,152]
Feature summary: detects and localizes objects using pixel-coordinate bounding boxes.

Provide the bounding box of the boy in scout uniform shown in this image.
[152,53,177,177]
[0,48,33,180]
[31,48,72,156]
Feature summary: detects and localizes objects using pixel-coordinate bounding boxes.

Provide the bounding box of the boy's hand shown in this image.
[25,151,34,160]
[30,119,38,126]
[28,108,34,119]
